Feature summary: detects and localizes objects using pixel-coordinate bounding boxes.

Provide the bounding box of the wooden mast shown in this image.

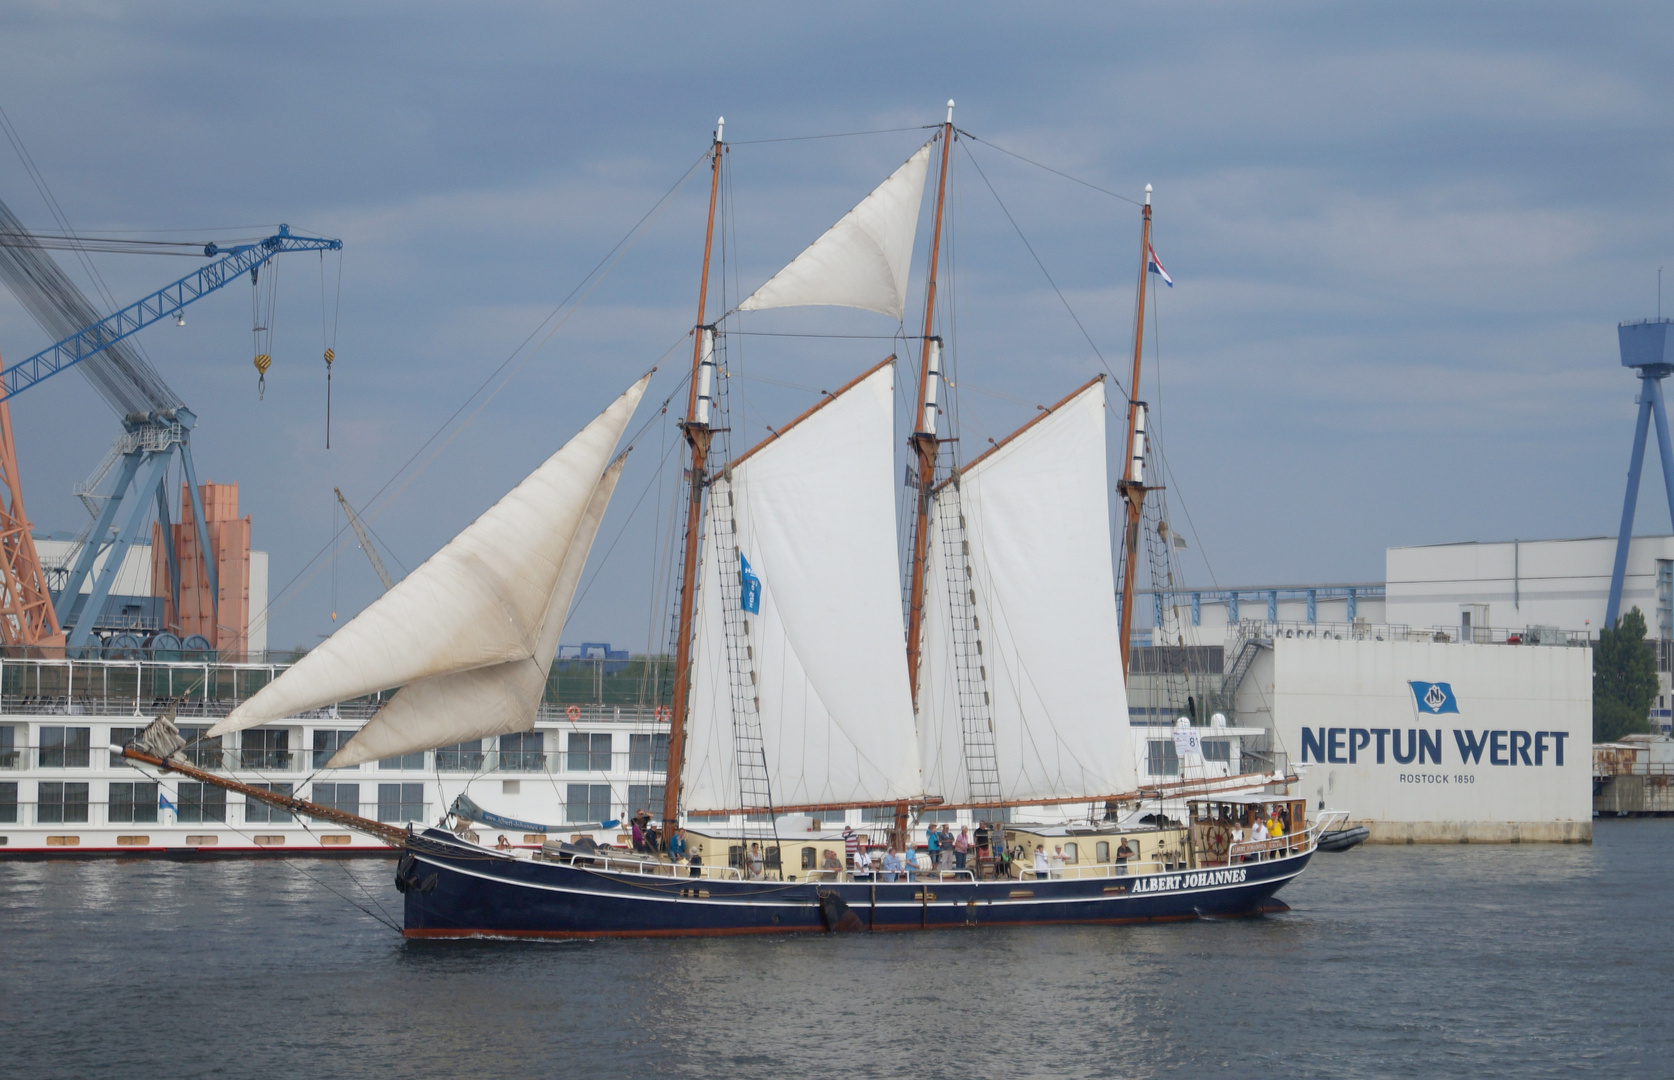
[1117,185,1154,676]
[662,119,725,831]
[904,101,956,709]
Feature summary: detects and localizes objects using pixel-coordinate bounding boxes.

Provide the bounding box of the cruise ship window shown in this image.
[1202,739,1232,763]
[567,732,609,772]
[1146,740,1180,777]
[310,782,360,818]
[378,751,425,771]
[627,784,665,817]
[246,783,294,824]
[37,781,89,824]
[376,783,425,823]
[0,781,17,824]
[177,782,227,823]
[0,725,18,768]
[39,726,91,769]
[241,729,290,770]
[500,731,545,772]
[629,733,668,771]
[435,740,484,772]
[313,730,356,768]
[110,727,141,767]
[565,783,610,823]
[179,727,223,770]
[110,782,159,824]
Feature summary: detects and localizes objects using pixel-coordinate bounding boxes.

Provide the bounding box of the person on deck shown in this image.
[852,849,874,882]
[1033,844,1050,880]
[925,825,941,869]
[843,825,859,869]
[644,822,662,854]
[881,847,902,882]
[1116,838,1134,870]
[666,828,687,863]
[937,825,955,871]
[689,852,703,878]
[496,835,513,851]
[953,826,971,871]
[821,848,843,875]
[746,843,765,880]
[630,819,647,854]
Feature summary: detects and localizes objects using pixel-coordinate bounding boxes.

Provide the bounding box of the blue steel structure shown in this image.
[1606,320,1674,628]
[1,226,342,651]
[1146,584,1382,628]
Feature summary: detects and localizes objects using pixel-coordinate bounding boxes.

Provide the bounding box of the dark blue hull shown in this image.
[399,830,1312,939]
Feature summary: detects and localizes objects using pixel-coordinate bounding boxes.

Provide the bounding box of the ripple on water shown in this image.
[0,821,1669,1079]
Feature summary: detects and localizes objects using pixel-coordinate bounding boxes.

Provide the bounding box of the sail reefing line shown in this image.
[209,375,651,756]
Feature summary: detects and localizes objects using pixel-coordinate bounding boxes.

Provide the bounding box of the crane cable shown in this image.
[251,256,280,398]
[320,249,342,447]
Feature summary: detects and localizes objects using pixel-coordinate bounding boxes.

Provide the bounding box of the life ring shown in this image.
[566,705,581,721]
[655,706,672,722]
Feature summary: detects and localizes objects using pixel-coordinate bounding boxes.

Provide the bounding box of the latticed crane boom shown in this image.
[335,487,395,593]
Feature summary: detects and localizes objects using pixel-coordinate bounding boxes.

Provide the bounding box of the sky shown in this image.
[0,2,1669,654]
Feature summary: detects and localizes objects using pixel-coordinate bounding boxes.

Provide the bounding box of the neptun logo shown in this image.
[1298,678,1569,768]
[1409,681,1459,714]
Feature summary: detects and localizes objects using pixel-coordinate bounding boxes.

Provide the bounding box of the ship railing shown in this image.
[999,858,1175,882]
[0,798,429,829]
[1225,810,1350,863]
[549,850,744,881]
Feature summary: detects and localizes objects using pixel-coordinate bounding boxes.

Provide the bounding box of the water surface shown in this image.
[1,821,1666,1078]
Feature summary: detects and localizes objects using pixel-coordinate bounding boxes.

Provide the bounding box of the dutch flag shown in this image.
[1147,243,1173,287]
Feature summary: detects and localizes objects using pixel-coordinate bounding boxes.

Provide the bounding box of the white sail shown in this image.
[737,141,932,321]
[323,453,627,768]
[682,361,922,812]
[917,378,1138,804]
[209,375,649,737]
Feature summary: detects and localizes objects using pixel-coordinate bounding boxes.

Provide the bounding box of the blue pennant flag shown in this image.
[1408,681,1459,714]
[159,792,179,813]
[740,553,762,614]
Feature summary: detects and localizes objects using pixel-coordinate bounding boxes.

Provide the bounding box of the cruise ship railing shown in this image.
[4,798,432,829]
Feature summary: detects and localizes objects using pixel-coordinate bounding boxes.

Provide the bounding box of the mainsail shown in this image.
[917,377,1138,804]
[737,141,932,321]
[681,361,922,811]
[322,452,627,768]
[210,375,649,738]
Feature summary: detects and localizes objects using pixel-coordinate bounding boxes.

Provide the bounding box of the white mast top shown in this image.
[716,116,724,143]
[1145,182,1152,206]
[946,99,955,123]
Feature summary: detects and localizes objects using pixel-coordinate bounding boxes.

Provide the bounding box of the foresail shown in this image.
[209,375,649,737]
[737,140,932,320]
[323,453,627,768]
[682,361,922,812]
[917,378,1137,804]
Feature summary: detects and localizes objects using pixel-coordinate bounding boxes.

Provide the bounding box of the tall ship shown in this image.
[108,107,1338,934]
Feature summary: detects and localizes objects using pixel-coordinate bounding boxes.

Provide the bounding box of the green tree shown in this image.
[1593,606,1658,742]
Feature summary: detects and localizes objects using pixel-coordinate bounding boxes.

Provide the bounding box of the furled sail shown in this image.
[322,452,627,768]
[737,140,932,321]
[209,375,649,737]
[917,377,1138,804]
[681,360,922,811]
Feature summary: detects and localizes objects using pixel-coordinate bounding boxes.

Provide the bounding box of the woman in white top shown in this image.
[1033,845,1050,880]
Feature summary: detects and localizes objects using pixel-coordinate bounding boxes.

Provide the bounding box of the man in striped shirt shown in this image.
[843,825,859,869]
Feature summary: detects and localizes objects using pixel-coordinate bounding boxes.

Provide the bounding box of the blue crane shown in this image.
[0,224,341,651]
